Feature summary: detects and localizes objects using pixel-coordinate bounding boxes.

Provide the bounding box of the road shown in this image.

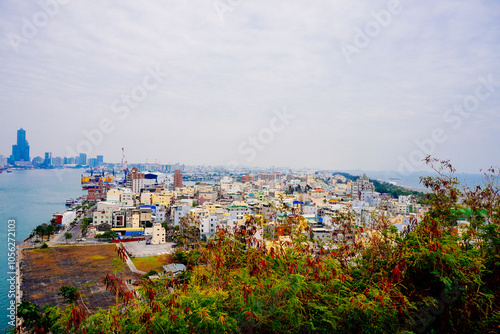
[50,205,97,245]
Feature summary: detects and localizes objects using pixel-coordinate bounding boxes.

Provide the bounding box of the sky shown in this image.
[0,0,499,173]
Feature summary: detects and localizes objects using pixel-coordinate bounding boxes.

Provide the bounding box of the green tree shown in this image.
[81,217,92,237]
[144,269,158,278]
[16,300,46,332]
[58,286,79,304]
[64,232,72,243]
[45,224,55,240]
[175,215,201,250]
[35,224,46,241]
[95,230,117,239]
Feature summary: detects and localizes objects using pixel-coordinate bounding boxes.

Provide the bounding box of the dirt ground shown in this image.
[20,244,142,311]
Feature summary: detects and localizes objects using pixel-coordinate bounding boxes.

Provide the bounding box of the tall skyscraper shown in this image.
[9,128,30,165]
[174,169,183,189]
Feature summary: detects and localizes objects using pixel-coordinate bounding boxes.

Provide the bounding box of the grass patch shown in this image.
[87,255,107,260]
[132,254,172,272]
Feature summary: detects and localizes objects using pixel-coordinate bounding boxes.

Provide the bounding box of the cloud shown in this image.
[0,0,499,172]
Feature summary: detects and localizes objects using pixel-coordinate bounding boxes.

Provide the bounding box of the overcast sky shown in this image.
[1,0,499,172]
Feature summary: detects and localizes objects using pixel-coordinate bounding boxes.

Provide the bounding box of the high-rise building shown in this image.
[257,172,281,182]
[174,169,183,189]
[9,128,30,165]
[126,167,144,193]
[350,173,375,200]
[96,155,104,166]
[166,163,185,173]
[52,157,63,167]
[243,173,253,183]
[43,152,52,167]
[87,158,97,167]
[78,153,87,166]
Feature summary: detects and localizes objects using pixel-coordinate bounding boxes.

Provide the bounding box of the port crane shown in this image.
[121,148,129,183]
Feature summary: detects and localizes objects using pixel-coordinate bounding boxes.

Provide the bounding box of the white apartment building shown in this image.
[227,205,251,220]
[93,201,120,226]
[398,195,412,205]
[360,191,381,208]
[172,205,192,226]
[350,174,375,200]
[151,222,166,244]
[121,190,136,206]
[302,205,318,216]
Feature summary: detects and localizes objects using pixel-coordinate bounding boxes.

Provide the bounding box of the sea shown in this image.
[0,168,85,330]
[341,170,488,191]
[0,168,490,330]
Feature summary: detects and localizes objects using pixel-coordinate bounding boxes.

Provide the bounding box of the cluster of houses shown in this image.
[87,169,426,246]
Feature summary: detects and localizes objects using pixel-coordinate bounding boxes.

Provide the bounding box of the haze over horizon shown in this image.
[1,1,499,173]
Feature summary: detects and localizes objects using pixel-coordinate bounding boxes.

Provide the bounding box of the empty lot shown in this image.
[20,244,142,311]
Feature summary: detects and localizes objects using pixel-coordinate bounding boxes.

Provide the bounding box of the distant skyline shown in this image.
[1,1,499,173]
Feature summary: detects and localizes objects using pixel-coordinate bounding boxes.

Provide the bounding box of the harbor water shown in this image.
[0,168,85,330]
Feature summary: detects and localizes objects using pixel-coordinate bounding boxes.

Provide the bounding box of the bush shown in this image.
[95,230,117,239]
[144,269,158,278]
[172,251,189,265]
[58,286,78,304]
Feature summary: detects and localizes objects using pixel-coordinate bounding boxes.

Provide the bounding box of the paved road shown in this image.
[49,206,97,245]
